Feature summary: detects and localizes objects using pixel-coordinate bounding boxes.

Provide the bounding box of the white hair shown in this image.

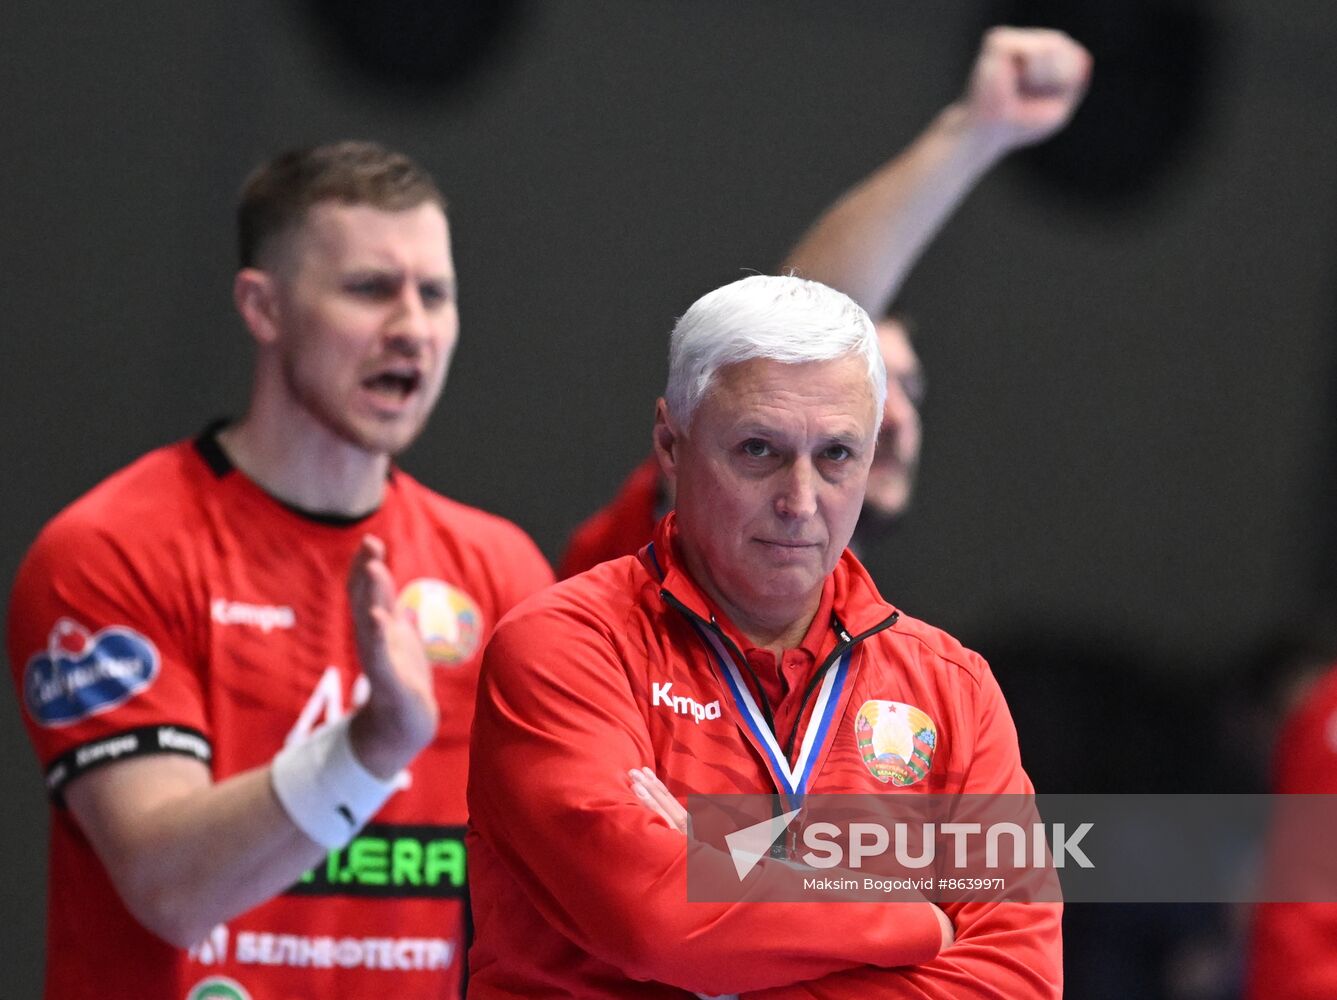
[664,274,887,428]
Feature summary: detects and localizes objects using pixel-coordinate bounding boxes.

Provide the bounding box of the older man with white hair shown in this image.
[465,274,1059,998]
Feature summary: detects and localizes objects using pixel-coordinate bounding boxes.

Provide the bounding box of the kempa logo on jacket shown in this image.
[651,681,721,724]
[211,599,296,633]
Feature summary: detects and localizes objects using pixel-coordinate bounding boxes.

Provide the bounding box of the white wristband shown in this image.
[270,716,397,849]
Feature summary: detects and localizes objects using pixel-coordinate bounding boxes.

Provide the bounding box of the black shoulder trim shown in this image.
[193,419,235,477]
[46,725,213,804]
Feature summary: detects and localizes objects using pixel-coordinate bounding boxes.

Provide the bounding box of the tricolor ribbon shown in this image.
[692,621,852,807]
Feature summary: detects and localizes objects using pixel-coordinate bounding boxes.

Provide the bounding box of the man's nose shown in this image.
[383,286,431,353]
[775,459,819,520]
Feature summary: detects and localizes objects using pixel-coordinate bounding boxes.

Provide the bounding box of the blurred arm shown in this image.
[782,26,1092,316]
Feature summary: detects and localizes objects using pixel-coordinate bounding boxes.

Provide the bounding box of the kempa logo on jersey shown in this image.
[652,682,722,724]
[70,727,208,768]
[75,732,139,769]
[47,724,214,794]
[210,598,296,632]
[159,725,211,760]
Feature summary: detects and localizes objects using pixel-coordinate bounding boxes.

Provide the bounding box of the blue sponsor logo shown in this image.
[24,618,160,727]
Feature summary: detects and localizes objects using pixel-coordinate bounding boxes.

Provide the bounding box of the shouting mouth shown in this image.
[361,368,423,409]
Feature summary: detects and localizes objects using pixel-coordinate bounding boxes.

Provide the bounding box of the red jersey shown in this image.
[558,455,663,579]
[468,514,1061,998]
[7,427,554,1000]
[1246,665,1337,999]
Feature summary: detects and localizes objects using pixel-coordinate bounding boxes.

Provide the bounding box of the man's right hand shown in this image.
[957,26,1093,156]
[348,534,440,780]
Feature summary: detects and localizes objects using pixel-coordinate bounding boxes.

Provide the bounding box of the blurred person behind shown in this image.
[559,26,1092,578]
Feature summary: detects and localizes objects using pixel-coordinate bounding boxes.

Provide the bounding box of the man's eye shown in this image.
[823,445,852,462]
[741,440,771,458]
[346,277,396,299]
[419,282,452,308]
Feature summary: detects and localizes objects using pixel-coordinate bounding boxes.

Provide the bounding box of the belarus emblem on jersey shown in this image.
[185,977,252,1000]
[397,578,483,667]
[23,618,160,728]
[854,700,937,786]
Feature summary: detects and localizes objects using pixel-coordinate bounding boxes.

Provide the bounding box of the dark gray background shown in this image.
[3,1,1334,993]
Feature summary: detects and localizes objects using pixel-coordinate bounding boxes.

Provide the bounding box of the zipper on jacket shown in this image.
[779,611,900,762]
[660,587,900,766]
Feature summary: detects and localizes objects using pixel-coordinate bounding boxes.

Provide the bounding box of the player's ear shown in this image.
[653,398,681,487]
[233,269,282,347]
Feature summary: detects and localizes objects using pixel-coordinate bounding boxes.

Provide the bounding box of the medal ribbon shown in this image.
[691,620,851,804]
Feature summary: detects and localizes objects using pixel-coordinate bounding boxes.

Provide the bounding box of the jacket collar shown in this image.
[639,512,899,639]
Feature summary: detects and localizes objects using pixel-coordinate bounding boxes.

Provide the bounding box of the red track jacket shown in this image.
[468,515,1061,998]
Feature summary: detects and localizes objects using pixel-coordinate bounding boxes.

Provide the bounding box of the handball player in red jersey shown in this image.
[7,142,553,999]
